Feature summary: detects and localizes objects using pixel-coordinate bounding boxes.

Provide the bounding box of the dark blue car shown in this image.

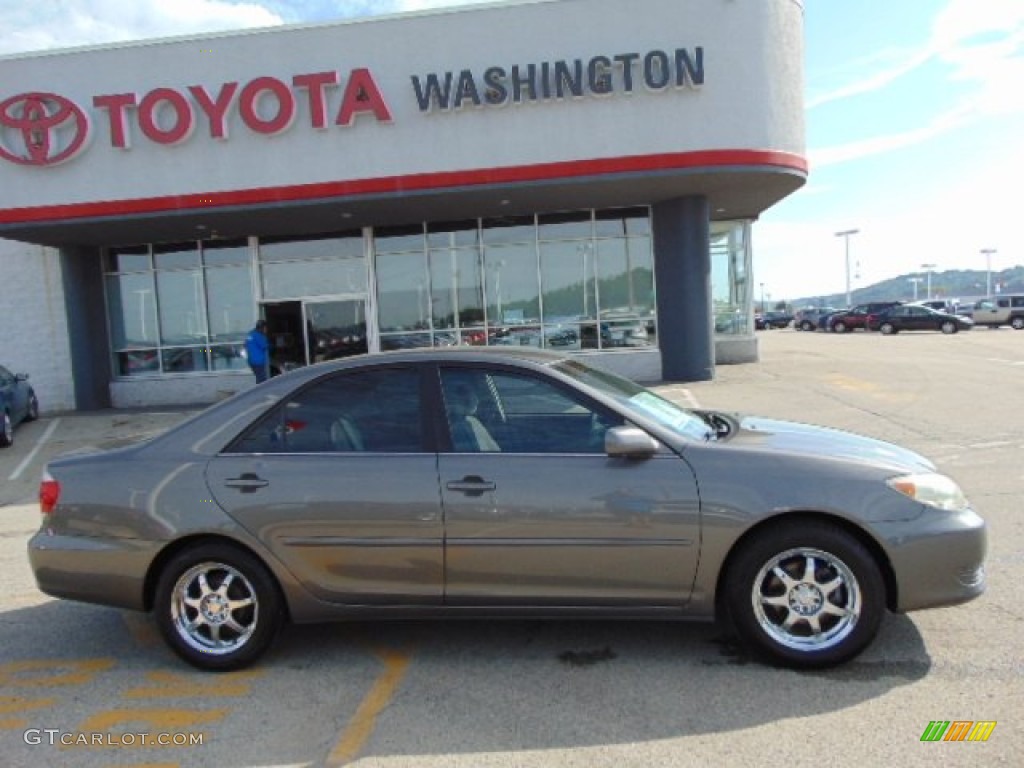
[0,364,39,447]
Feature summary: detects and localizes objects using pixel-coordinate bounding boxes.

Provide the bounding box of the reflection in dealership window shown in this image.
[105,239,255,376]
[711,221,752,336]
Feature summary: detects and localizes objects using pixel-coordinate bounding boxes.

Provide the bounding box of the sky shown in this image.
[1,0,1022,301]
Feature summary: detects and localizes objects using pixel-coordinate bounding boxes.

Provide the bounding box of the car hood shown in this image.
[728,415,936,473]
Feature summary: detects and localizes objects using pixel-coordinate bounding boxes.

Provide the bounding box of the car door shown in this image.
[436,364,700,606]
[206,365,443,605]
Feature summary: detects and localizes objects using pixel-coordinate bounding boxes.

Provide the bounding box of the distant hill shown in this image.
[788,266,1024,309]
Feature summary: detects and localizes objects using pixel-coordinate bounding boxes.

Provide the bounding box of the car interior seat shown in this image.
[445,383,500,453]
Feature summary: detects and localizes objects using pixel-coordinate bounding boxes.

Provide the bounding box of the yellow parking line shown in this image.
[326,648,411,767]
[124,670,264,699]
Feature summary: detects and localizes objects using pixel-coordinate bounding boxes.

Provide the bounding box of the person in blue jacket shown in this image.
[245,320,270,383]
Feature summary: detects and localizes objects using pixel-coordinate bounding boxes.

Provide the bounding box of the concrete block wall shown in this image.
[0,238,75,413]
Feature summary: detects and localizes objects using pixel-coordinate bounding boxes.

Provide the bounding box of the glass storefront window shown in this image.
[107,245,150,273]
[156,270,207,345]
[107,273,158,349]
[482,215,535,245]
[202,239,250,266]
[429,247,484,331]
[711,221,752,336]
[377,251,429,333]
[206,265,254,343]
[538,211,592,241]
[153,242,200,271]
[484,243,540,330]
[261,259,365,300]
[259,233,363,261]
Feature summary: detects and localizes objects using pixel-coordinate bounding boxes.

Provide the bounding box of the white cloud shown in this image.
[0,0,285,55]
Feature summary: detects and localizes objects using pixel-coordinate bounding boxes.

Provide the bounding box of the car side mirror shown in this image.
[605,426,659,459]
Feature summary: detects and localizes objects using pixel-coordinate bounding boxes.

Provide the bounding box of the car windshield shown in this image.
[551,359,711,441]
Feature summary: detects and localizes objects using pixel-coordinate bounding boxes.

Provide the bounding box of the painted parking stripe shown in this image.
[326,648,411,766]
[8,418,61,481]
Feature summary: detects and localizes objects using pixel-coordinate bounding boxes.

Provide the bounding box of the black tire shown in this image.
[0,411,12,448]
[154,542,283,671]
[1011,316,1024,331]
[801,321,814,332]
[723,521,885,668]
[879,323,896,335]
[25,392,39,422]
[833,321,847,333]
[940,321,957,335]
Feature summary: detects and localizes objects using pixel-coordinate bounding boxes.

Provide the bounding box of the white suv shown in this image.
[971,295,1024,329]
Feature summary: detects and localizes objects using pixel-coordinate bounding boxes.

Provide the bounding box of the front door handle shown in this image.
[446,475,496,496]
[225,473,269,493]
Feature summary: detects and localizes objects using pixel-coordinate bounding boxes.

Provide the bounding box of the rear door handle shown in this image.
[225,473,269,492]
[446,476,496,496]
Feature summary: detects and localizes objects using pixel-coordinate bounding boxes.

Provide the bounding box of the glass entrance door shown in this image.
[304,298,368,363]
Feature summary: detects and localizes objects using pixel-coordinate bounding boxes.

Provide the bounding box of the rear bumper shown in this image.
[28,531,157,611]
[876,508,987,613]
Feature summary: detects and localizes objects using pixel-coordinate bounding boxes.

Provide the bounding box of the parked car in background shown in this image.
[29,348,987,672]
[970,295,1024,330]
[867,305,973,334]
[792,307,839,332]
[758,310,794,330]
[0,365,39,447]
[828,302,902,333]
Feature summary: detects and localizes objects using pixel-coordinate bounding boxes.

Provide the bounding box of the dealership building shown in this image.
[0,0,806,412]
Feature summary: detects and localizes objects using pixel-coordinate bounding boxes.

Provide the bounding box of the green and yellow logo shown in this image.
[921,721,997,742]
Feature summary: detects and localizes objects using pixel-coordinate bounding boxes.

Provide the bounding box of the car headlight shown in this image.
[886,473,969,511]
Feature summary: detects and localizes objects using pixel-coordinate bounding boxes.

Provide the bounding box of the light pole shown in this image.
[835,229,859,307]
[980,248,996,297]
[920,263,937,300]
[908,277,923,301]
[759,282,765,314]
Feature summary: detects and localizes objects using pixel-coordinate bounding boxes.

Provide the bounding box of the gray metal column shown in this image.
[652,196,713,382]
[60,247,112,409]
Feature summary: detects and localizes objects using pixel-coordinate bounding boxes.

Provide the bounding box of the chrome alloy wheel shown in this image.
[751,547,861,652]
[170,561,259,655]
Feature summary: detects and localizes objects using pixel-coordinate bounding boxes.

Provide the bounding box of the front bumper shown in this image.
[875,507,987,613]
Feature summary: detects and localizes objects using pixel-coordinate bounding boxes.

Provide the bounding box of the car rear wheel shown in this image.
[724,521,885,668]
[155,543,283,671]
[833,321,847,333]
[801,321,815,331]
[940,321,957,335]
[879,322,896,335]
[0,412,12,448]
[1011,316,1024,330]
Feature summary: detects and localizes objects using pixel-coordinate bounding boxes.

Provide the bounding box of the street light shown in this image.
[759,282,765,314]
[980,248,997,297]
[908,277,923,301]
[835,229,859,307]
[920,263,937,300]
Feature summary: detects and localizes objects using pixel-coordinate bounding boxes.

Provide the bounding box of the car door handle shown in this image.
[224,473,269,492]
[446,476,496,496]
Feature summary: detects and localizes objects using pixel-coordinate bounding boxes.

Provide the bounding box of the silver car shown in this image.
[28,349,986,671]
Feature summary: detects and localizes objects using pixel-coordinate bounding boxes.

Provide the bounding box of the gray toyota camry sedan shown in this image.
[28,348,986,671]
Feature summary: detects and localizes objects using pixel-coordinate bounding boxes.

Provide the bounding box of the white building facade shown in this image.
[0,0,806,410]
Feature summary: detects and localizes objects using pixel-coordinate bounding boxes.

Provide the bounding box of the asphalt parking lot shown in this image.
[1,328,1021,767]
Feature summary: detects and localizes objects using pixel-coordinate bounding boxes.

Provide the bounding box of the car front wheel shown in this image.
[879,322,896,335]
[724,521,885,668]
[1011,316,1024,330]
[941,321,957,334]
[155,543,283,671]
[833,321,847,333]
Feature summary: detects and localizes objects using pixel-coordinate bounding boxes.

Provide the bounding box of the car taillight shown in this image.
[39,471,60,516]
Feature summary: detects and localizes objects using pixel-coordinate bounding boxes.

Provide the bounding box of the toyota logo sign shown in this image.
[0,92,90,167]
